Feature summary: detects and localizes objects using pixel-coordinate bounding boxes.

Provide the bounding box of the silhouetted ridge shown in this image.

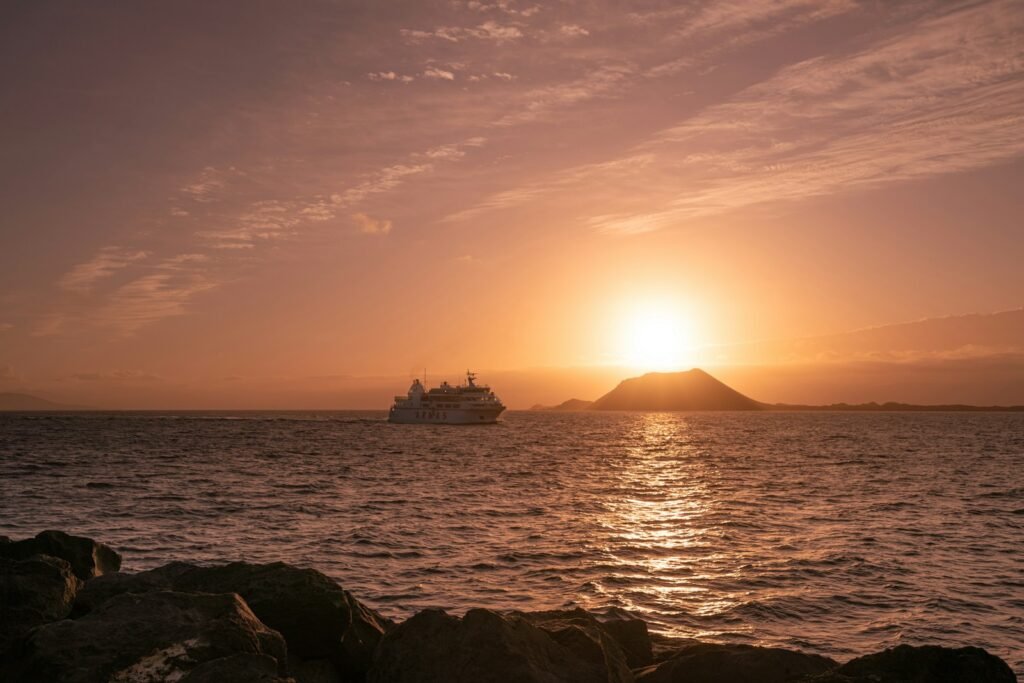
[590,369,764,411]
[531,398,595,411]
[0,393,87,411]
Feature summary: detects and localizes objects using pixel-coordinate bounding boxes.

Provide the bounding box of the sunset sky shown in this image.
[2,0,1023,408]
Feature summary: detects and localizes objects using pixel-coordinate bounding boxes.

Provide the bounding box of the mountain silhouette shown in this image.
[531,398,595,411]
[0,393,88,411]
[589,369,764,411]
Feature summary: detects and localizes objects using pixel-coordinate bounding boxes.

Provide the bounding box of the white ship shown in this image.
[388,371,506,424]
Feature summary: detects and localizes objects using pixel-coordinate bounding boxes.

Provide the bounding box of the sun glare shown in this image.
[619,303,694,371]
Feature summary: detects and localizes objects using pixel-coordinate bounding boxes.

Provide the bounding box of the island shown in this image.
[533,369,1024,412]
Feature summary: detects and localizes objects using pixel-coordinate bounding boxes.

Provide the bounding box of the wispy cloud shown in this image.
[179,166,232,203]
[494,64,634,126]
[368,71,415,83]
[447,1,1024,233]
[461,1,540,17]
[559,24,589,37]
[400,21,523,43]
[57,247,150,292]
[70,370,162,382]
[591,0,1024,232]
[198,199,334,250]
[351,212,393,235]
[94,255,216,334]
[423,67,456,80]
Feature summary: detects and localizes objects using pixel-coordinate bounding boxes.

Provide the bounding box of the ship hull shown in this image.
[388,406,505,424]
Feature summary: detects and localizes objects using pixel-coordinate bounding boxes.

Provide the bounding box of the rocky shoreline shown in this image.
[1,530,1016,682]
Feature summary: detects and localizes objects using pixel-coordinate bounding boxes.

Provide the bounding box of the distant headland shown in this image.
[0,393,90,411]
[533,369,1024,412]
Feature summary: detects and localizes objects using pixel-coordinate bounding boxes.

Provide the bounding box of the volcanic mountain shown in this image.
[589,369,764,411]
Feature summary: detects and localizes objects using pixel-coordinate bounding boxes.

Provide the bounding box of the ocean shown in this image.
[1,411,1022,675]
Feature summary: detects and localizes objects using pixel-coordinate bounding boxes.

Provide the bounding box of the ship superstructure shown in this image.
[388,371,505,424]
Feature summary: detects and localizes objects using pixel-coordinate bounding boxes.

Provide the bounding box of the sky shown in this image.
[1,0,1023,408]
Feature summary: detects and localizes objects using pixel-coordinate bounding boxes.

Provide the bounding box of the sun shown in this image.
[618,303,694,371]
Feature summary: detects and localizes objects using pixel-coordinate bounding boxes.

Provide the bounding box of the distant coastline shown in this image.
[531,369,1024,412]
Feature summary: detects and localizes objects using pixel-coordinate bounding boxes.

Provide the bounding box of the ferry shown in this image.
[388,371,506,424]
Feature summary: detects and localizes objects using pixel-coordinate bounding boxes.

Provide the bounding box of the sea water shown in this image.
[2,411,1021,674]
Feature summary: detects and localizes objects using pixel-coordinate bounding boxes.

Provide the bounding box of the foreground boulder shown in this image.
[635,642,837,683]
[1,590,290,683]
[72,560,197,616]
[0,530,120,581]
[808,644,1017,682]
[74,560,390,681]
[0,555,80,649]
[516,608,653,669]
[175,562,390,679]
[369,607,634,683]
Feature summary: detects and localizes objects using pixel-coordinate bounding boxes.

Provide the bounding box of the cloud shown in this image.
[463,1,540,16]
[446,1,1024,234]
[423,67,455,80]
[0,364,17,382]
[0,323,13,332]
[70,370,162,382]
[351,212,392,235]
[589,0,1024,233]
[94,255,216,334]
[494,64,634,126]
[332,163,434,207]
[179,166,231,203]
[559,24,589,37]
[400,21,523,43]
[57,247,150,292]
[368,71,414,82]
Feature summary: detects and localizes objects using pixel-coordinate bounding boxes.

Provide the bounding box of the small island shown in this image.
[533,369,1024,413]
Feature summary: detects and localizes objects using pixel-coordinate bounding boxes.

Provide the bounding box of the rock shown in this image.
[290,658,344,683]
[635,642,837,683]
[648,632,702,663]
[0,555,81,649]
[517,607,651,669]
[69,560,389,681]
[369,607,633,683]
[173,562,390,680]
[72,560,197,616]
[1,590,289,683]
[812,644,1017,682]
[0,530,121,581]
[181,653,296,682]
[598,616,655,668]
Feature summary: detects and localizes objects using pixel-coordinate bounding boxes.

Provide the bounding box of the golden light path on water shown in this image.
[587,413,743,639]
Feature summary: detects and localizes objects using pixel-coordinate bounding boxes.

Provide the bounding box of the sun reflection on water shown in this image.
[584,413,750,638]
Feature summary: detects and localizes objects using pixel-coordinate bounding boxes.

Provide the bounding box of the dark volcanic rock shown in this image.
[181,653,295,682]
[517,607,652,669]
[369,607,633,683]
[70,560,389,680]
[0,530,121,581]
[72,560,197,616]
[174,562,390,679]
[0,555,81,649]
[635,642,837,683]
[1,590,289,683]
[809,644,1017,682]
